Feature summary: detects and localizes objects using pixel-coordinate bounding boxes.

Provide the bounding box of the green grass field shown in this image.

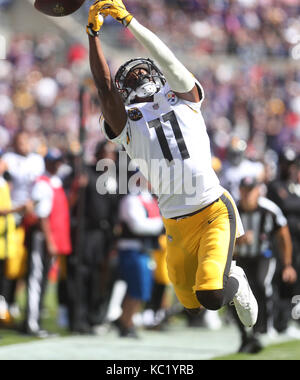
[214,340,300,360]
[0,282,69,347]
[1,282,300,360]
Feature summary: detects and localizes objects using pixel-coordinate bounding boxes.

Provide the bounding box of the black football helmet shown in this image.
[115,58,166,105]
[227,137,247,166]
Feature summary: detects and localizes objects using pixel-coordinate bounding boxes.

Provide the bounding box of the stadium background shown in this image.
[1,0,299,162]
[0,0,300,360]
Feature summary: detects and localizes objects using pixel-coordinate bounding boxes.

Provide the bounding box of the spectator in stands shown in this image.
[233,176,297,353]
[1,30,299,167]
[85,0,299,60]
[22,148,72,337]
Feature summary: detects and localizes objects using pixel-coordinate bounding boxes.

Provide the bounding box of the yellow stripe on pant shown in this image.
[163,193,237,309]
[152,235,170,286]
[5,226,27,279]
[0,181,17,261]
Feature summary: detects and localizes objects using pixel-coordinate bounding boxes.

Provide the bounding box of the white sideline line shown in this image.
[0,326,240,360]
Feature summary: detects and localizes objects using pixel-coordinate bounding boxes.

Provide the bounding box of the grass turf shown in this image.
[0,281,69,347]
[1,282,300,360]
[214,340,300,360]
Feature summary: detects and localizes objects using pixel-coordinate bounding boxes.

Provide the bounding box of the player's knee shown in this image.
[196,290,224,311]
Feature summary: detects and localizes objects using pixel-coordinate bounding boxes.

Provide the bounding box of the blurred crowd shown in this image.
[0,0,299,354]
[80,0,300,59]
[0,33,100,163]
[1,2,300,164]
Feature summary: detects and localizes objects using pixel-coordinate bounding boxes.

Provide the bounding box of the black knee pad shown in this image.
[196,290,224,311]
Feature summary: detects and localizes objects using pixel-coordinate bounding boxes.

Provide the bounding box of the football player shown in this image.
[86,0,258,328]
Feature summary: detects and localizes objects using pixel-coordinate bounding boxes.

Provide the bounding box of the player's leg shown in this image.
[195,193,258,327]
[163,218,202,313]
[163,206,235,315]
[24,230,52,335]
[194,195,239,310]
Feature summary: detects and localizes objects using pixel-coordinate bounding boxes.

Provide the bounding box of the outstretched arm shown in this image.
[276,225,297,284]
[87,6,127,137]
[127,19,201,103]
[89,36,127,137]
[96,0,202,103]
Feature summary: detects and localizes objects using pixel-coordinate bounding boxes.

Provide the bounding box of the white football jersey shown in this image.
[101,82,225,219]
[3,152,45,207]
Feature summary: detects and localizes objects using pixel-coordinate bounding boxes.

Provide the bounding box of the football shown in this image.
[34,0,86,17]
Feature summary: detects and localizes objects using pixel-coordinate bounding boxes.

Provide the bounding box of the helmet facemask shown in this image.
[115,58,166,105]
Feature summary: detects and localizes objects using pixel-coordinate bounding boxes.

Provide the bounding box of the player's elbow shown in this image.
[97,77,114,96]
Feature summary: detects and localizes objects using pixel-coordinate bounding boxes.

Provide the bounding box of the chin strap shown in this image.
[126,79,159,105]
[136,81,157,98]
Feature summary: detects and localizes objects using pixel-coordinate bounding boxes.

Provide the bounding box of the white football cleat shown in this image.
[230,261,258,328]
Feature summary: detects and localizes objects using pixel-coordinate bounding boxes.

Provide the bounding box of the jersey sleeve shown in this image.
[32,154,46,179]
[163,78,205,112]
[100,113,129,146]
[32,181,53,219]
[119,195,163,236]
[2,153,13,170]
[259,197,288,230]
[181,79,205,111]
[272,203,288,229]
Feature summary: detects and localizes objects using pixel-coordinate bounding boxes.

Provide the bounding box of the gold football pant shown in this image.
[152,235,170,286]
[163,193,238,309]
[5,226,27,279]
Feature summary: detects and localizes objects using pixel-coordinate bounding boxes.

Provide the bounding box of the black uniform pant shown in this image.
[272,237,300,332]
[232,256,277,337]
[67,229,114,331]
[24,230,52,332]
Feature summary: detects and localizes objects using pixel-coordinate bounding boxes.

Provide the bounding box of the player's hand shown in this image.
[237,231,254,245]
[86,1,105,36]
[94,0,133,27]
[24,200,35,215]
[282,265,297,284]
[47,241,59,257]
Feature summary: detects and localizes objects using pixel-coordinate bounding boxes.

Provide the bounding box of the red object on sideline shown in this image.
[38,176,72,255]
[138,195,160,219]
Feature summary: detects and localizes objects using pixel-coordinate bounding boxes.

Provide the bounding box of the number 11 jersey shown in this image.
[101,82,224,219]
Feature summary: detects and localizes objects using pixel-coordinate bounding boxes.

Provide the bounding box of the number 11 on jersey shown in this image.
[148,111,190,163]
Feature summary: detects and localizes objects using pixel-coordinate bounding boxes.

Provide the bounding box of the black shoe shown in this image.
[121,326,139,338]
[21,327,53,339]
[19,322,57,338]
[71,323,95,335]
[238,337,263,354]
[112,319,139,339]
[146,321,170,332]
